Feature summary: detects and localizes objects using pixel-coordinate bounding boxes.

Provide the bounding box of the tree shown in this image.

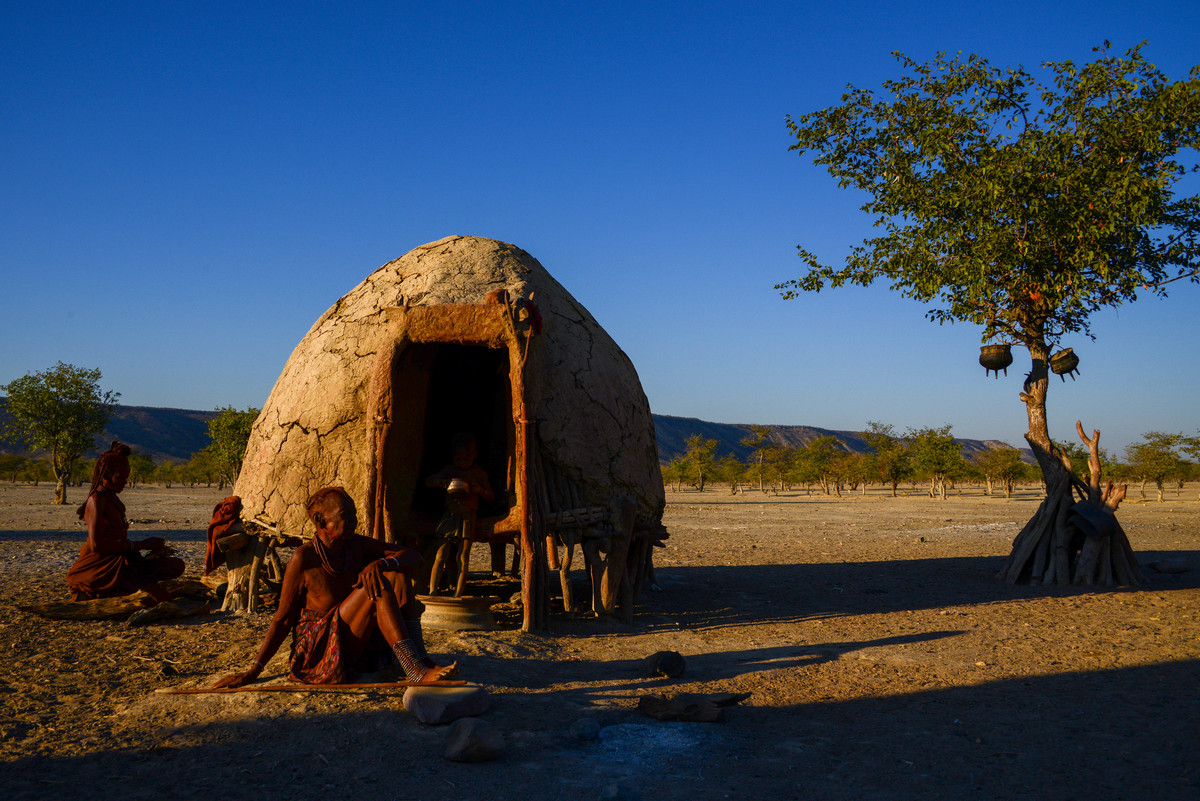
[1124,432,1188,501]
[783,44,1198,583]
[683,435,718,492]
[154,460,179,488]
[740,425,773,492]
[907,425,963,499]
[973,445,1029,499]
[0,454,25,484]
[800,436,845,496]
[861,421,913,496]
[662,457,688,492]
[1,362,119,504]
[128,450,155,488]
[1183,434,1200,500]
[714,455,746,494]
[206,406,260,487]
[22,458,52,485]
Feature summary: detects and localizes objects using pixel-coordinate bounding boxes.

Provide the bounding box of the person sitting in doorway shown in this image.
[424,431,495,596]
[212,487,457,687]
[67,441,185,604]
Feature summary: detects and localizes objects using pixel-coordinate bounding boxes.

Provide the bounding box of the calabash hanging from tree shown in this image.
[781,42,1200,584]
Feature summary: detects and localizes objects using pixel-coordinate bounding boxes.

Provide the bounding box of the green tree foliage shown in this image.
[153,460,179,487]
[1124,432,1190,501]
[127,450,155,488]
[183,449,219,486]
[1,362,119,504]
[782,44,1200,474]
[206,406,260,487]
[662,457,688,492]
[799,436,846,496]
[0,454,25,483]
[683,435,718,492]
[907,425,963,499]
[740,425,774,492]
[714,455,746,493]
[973,445,1030,498]
[861,421,913,497]
[23,458,52,485]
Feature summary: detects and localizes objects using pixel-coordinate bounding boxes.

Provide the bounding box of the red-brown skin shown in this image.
[212,490,453,688]
[424,441,495,512]
[67,457,182,601]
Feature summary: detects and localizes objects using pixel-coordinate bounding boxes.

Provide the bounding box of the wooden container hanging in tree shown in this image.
[979,344,1013,377]
[1050,348,1080,381]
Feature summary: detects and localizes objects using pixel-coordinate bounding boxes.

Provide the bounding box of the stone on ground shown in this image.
[443,718,505,763]
[403,683,490,724]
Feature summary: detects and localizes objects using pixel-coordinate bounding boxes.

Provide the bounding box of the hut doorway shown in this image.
[406,343,514,524]
[373,325,525,551]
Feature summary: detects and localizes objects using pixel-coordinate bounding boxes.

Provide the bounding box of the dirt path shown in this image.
[1,482,1198,800]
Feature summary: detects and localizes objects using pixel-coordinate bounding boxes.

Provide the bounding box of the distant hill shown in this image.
[652,414,1026,463]
[0,399,217,462]
[2,400,1023,465]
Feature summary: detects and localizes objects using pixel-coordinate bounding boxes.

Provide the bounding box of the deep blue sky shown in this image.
[2,1,1197,456]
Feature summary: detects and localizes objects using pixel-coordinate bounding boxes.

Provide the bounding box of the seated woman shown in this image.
[66,441,185,604]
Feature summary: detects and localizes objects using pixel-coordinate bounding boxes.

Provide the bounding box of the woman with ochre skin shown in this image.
[66,441,184,603]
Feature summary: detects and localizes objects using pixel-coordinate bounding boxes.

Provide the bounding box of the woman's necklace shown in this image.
[312,534,350,576]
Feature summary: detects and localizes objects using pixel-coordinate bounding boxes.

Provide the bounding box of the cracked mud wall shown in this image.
[235,235,664,538]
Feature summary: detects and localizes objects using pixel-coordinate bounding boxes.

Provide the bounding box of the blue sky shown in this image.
[2,1,1197,457]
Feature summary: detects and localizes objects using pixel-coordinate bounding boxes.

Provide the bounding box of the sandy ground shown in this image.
[0,480,1198,801]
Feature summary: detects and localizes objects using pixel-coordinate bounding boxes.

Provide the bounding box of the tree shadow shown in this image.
[620,552,1200,634]
[473,630,968,693]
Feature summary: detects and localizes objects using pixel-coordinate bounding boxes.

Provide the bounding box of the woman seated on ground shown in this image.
[66,441,185,603]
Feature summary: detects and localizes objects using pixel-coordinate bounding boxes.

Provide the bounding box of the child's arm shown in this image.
[471,467,495,502]
[425,466,452,488]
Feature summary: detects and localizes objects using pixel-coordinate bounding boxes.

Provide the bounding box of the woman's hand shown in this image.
[211,664,261,689]
[355,559,390,599]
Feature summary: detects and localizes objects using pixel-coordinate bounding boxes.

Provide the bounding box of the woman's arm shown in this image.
[211,547,307,688]
[84,495,131,554]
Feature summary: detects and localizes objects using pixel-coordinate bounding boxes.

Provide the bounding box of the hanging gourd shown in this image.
[979,344,1013,378]
[1050,348,1080,381]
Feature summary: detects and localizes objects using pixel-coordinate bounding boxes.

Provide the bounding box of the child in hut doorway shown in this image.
[424,432,494,596]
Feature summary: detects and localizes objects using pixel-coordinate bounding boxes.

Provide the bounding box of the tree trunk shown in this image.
[1000,418,1144,586]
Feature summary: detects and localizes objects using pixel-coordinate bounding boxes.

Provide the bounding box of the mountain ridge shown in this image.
[1,401,1025,464]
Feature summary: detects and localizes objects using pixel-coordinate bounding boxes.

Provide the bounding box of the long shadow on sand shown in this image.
[625,551,1200,634]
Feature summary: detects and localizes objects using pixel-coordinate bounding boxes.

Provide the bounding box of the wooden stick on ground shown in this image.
[157,680,468,695]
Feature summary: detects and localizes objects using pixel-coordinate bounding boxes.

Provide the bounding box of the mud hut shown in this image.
[234,236,665,628]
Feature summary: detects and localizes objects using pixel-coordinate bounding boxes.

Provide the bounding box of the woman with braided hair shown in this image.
[66,441,185,603]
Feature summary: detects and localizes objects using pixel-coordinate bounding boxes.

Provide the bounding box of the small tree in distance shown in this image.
[907,425,962,499]
[783,43,1199,583]
[1,362,119,504]
[861,421,912,497]
[205,406,260,488]
[973,445,1029,499]
[740,425,773,492]
[1124,432,1189,501]
[683,435,718,492]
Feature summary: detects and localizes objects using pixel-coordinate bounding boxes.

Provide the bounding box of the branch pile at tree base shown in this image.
[999,422,1145,587]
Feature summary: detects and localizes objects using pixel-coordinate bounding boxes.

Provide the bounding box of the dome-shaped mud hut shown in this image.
[234,236,665,628]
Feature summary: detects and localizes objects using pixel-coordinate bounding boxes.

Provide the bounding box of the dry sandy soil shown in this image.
[1,481,1198,801]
